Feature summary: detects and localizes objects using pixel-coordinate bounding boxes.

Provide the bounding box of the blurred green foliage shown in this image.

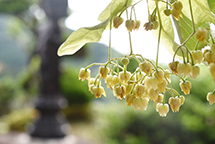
[0,108,36,133]
[60,67,94,120]
[60,68,93,104]
[0,0,37,14]
[0,77,17,116]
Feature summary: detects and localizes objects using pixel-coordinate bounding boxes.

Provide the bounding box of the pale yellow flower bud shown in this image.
[171,8,181,20]
[204,51,215,64]
[152,21,159,30]
[135,20,141,30]
[164,9,172,16]
[125,83,133,94]
[114,85,126,99]
[125,94,135,106]
[189,65,200,79]
[113,16,124,28]
[132,98,148,111]
[156,103,169,117]
[105,75,114,89]
[99,66,109,79]
[88,78,101,92]
[155,94,164,104]
[121,57,130,66]
[132,98,140,111]
[92,86,106,98]
[180,81,192,95]
[207,92,215,105]
[173,1,183,11]
[79,68,91,81]
[139,61,152,75]
[211,44,215,52]
[148,88,159,102]
[191,50,203,64]
[139,98,149,111]
[134,84,146,98]
[157,80,167,93]
[143,22,153,31]
[119,71,131,85]
[125,20,136,32]
[183,63,192,78]
[169,96,182,112]
[164,69,171,82]
[112,75,120,86]
[153,70,164,83]
[145,76,158,89]
[179,95,185,105]
[195,27,207,42]
[168,61,179,73]
[209,63,215,81]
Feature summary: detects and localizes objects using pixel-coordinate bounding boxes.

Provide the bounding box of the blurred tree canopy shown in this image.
[0,0,34,14]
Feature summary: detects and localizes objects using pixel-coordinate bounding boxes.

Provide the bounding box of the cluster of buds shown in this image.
[113,14,158,32]
[195,27,208,43]
[204,44,215,105]
[168,27,215,106]
[79,55,188,117]
[113,16,141,31]
[144,14,159,31]
[164,1,183,20]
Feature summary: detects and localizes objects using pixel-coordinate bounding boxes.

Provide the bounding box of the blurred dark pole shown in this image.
[29,0,68,138]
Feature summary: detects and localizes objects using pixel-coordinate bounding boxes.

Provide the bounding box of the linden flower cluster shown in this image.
[79,55,187,117]
[204,44,215,105]
[73,0,215,117]
[164,1,183,20]
[168,24,215,105]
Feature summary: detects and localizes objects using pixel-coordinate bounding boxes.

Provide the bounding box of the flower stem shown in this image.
[156,1,162,67]
[109,18,112,62]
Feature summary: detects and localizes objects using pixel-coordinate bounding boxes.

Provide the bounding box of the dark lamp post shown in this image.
[29,0,68,138]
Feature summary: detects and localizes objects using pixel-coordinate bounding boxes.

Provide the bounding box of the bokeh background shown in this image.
[0,0,215,144]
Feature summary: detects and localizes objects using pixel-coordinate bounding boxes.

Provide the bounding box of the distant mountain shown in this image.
[0,14,28,77]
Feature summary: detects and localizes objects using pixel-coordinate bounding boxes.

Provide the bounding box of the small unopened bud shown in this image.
[169,61,179,73]
[92,86,106,98]
[195,27,207,42]
[152,21,159,30]
[139,61,152,75]
[113,16,124,28]
[114,85,126,99]
[209,63,215,81]
[169,96,182,112]
[135,20,141,30]
[180,81,191,95]
[173,1,183,12]
[207,92,215,105]
[79,68,91,81]
[99,66,109,79]
[121,57,130,65]
[164,9,172,16]
[144,22,153,31]
[156,103,169,117]
[125,20,136,32]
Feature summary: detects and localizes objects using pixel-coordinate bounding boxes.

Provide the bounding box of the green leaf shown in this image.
[149,1,178,56]
[98,0,134,22]
[57,18,110,56]
[208,0,215,14]
[173,14,206,51]
[181,0,215,26]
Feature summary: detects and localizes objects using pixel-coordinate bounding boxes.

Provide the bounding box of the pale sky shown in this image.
[66,0,174,63]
